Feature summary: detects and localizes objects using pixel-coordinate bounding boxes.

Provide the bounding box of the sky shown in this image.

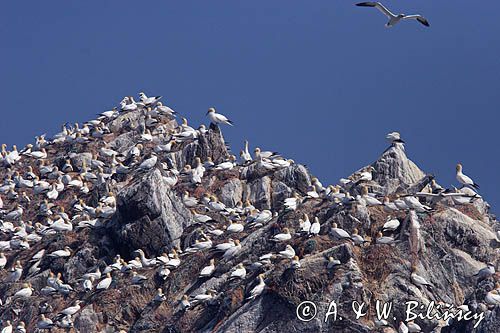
[1,1,499,211]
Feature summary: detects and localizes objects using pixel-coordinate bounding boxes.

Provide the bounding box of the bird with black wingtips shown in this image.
[456,163,480,190]
[356,2,430,27]
[206,107,233,126]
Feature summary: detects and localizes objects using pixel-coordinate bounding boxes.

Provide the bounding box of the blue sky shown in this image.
[2,1,499,210]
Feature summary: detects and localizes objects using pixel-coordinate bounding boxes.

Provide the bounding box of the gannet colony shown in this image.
[0,93,498,333]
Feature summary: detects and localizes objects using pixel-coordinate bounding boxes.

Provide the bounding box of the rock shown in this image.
[107,169,192,256]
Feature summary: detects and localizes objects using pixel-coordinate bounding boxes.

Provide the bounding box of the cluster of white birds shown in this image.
[0,92,496,332]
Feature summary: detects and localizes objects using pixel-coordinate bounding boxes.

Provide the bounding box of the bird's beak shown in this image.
[205,110,210,115]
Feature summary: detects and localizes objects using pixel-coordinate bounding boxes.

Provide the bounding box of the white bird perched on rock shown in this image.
[327,256,341,269]
[403,196,432,213]
[0,252,6,269]
[331,223,350,240]
[271,228,292,242]
[1,320,12,333]
[360,186,382,206]
[411,266,433,288]
[398,321,409,333]
[59,300,82,316]
[279,244,295,259]
[230,263,247,279]
[310,217,321,235]
[13,283,33,299]
[37,315,55,330]
[351,228,368,245]
[139,92,162,105]
[97,273,112,290]
[456,163,479,190]
[199,259,216,277]
[48,246,72,258]
[139,154,158,171]
[485,290,500,306]
[206,107,233,126]
[223,239,241,259]
[407,320,422,332]
[356,2,430,28]
[383,217,400,232]
[247,274,266,300]
[376,232,396,245]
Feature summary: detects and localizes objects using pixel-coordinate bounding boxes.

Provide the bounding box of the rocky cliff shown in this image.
[0,96,498,333]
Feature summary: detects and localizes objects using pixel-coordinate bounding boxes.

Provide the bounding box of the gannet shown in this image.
[376,232,396,244]
[153,288,167,303]
[206,107,233,126]
[279,244,296,259]
[398,321,409,333]
[230,263,247,279]
[182,191,198,207]
[199,259,216,277]
[456,163,479,190]
[13,283,33,299]
[37,315,55,330]
[284,193,301,211]
[289,256,301,269]
[1,321,12,333]
[155,102,176,116]
[131,271,147,285]
[253,147,279,160]
[240,140,252,163]
[215,239,235,251]
[485,290,500,306]
[139,154,158,171]
[191,210,213,223]
[247,274,266,300]
[271,228,292,242]
[15,322,26,333]
[59,300,81,316]
[97,273,113,290]
[139,92,162,105]
[227,221,244,233]
[308,217,320,235]
[300,214,312,233]
[411,266,433,287]
[351,228,368,245]
[407,320,422,332]
[383,217,400,232]
[474,263,495,281]
[0,252,6,269]
[394,196,409,210]
[356,2,430,27]
[7,261,23,282]
[331,223,350,240]
[383,197,398,212]
[360,186,382,206]
[327,256,341,269]
[134,249,157,267]
[215,155,236,171]
[223,239,241,259]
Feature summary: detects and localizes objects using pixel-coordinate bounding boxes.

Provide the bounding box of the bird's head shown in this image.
[206,107,216,115]
[398,14,405,18]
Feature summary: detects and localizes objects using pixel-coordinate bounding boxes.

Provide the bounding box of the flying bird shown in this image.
[356,2,430,28]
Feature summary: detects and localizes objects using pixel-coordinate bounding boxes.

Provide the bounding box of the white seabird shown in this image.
[206,107,233,126]
[356,2,430,27]
[456,163,479,190]
[247,274,266,300]
[199,259,216,277]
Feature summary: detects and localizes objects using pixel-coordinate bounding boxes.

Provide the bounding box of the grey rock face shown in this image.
[371,145,426,195]
[107,169,192,256]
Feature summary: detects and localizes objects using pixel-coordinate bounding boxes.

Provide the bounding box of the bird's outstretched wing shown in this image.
[403,15,430,27]
[356,2,395,18]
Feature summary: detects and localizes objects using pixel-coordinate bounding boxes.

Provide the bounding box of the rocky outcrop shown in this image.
[107,169,192,256]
